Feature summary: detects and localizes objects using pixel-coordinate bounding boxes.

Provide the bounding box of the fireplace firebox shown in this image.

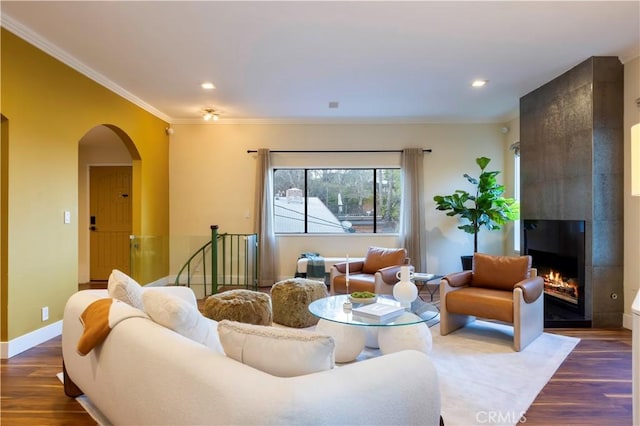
[523,219,590,327]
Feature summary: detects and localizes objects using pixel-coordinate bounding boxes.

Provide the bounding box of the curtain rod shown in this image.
[246,149,432,154]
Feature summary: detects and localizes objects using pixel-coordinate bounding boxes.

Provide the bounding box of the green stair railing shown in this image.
[175,225,259,296]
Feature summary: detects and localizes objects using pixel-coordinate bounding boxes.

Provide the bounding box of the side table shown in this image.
[412,273,444,304]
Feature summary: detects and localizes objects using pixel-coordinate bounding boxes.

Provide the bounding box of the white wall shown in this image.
[624,56,640,328]
[169,122,510,281]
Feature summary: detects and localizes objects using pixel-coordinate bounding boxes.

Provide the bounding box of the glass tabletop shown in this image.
[308,294,438,327]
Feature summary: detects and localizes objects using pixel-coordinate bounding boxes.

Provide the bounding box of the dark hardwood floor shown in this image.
[1,336,93,426]
[0,283,633,425]
[524,328,633,425]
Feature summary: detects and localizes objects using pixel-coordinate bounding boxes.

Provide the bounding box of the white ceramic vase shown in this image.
[393,266,417,307]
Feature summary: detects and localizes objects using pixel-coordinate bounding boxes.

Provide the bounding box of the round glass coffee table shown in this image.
[308,295,438,362]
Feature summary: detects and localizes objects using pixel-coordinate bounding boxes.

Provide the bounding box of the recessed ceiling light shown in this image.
[472,79,488,88]
[201,82,215,90]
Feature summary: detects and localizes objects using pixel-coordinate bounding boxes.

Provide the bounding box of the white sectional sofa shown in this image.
[62,288,442,425]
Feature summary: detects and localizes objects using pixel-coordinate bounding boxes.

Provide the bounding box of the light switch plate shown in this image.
[64,211,71,224]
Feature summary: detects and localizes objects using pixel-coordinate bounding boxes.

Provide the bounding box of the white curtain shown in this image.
[401,148,427,272]
[254,149,277,286]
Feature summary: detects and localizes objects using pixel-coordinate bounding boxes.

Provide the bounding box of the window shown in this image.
[514,152,521,251]
[273,168,401,234]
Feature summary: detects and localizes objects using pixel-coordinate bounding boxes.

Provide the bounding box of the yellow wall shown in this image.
[169,122,512,282]
[624,56,640,325]
[1,115,8,341]
[0,29,170,341]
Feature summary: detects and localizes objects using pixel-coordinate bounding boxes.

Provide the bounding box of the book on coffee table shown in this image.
[352,302,406,322]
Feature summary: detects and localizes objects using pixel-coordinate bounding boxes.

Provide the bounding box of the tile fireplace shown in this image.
[519,56,624,327]
[523,220,589,326]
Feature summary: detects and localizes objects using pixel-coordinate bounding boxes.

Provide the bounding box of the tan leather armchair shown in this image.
[440,252,544,351]
[329,247,412,295]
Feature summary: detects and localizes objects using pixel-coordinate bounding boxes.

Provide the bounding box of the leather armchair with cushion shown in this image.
[440,252,544,351]
[329,246,412,295]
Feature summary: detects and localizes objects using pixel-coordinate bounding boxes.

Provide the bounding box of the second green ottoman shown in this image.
[271,278,328,328]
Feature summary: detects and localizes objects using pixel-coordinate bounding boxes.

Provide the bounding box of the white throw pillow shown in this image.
[217,320,335,377]
[142,288,223,353]
[107,269,144,310]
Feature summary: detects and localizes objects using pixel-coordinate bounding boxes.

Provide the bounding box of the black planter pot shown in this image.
[461,255,473,271]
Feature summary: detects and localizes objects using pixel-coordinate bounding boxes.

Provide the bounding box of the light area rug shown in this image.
[56,372,111,426]
[427,320,579,426]
[57,320,578,426]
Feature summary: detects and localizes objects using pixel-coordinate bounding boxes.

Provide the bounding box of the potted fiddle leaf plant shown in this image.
[433,156,519,270]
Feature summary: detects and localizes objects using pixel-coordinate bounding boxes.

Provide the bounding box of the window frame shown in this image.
[513,152,521,252]
[273,167,401,235]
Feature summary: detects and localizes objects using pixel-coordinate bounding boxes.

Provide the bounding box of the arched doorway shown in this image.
[78,125,140,283]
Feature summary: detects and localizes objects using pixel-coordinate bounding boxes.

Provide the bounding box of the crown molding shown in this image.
[171,116,505,125]
[1,15,171,123]
[620,50,640,65]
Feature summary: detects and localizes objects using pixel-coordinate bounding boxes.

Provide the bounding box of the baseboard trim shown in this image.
[1,320,63,359]
[623,312,634,331]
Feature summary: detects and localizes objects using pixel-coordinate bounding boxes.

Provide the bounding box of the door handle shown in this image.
[89,226,96,231]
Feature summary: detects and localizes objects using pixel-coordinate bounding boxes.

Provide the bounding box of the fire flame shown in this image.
[543,270,579,299]
[548,270,562,284]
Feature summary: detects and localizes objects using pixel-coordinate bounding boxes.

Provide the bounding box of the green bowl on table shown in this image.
[349,291,377,304]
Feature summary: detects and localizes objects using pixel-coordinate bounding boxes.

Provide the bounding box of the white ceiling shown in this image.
[2,1,639,124]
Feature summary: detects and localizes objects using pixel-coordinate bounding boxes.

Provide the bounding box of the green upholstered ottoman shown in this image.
[271,278,328,328]
[203,289,272,326]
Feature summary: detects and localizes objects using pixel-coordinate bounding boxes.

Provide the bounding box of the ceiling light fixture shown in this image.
[202,108,219,121]
[201,82,216,90]
[472,79,488,88]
